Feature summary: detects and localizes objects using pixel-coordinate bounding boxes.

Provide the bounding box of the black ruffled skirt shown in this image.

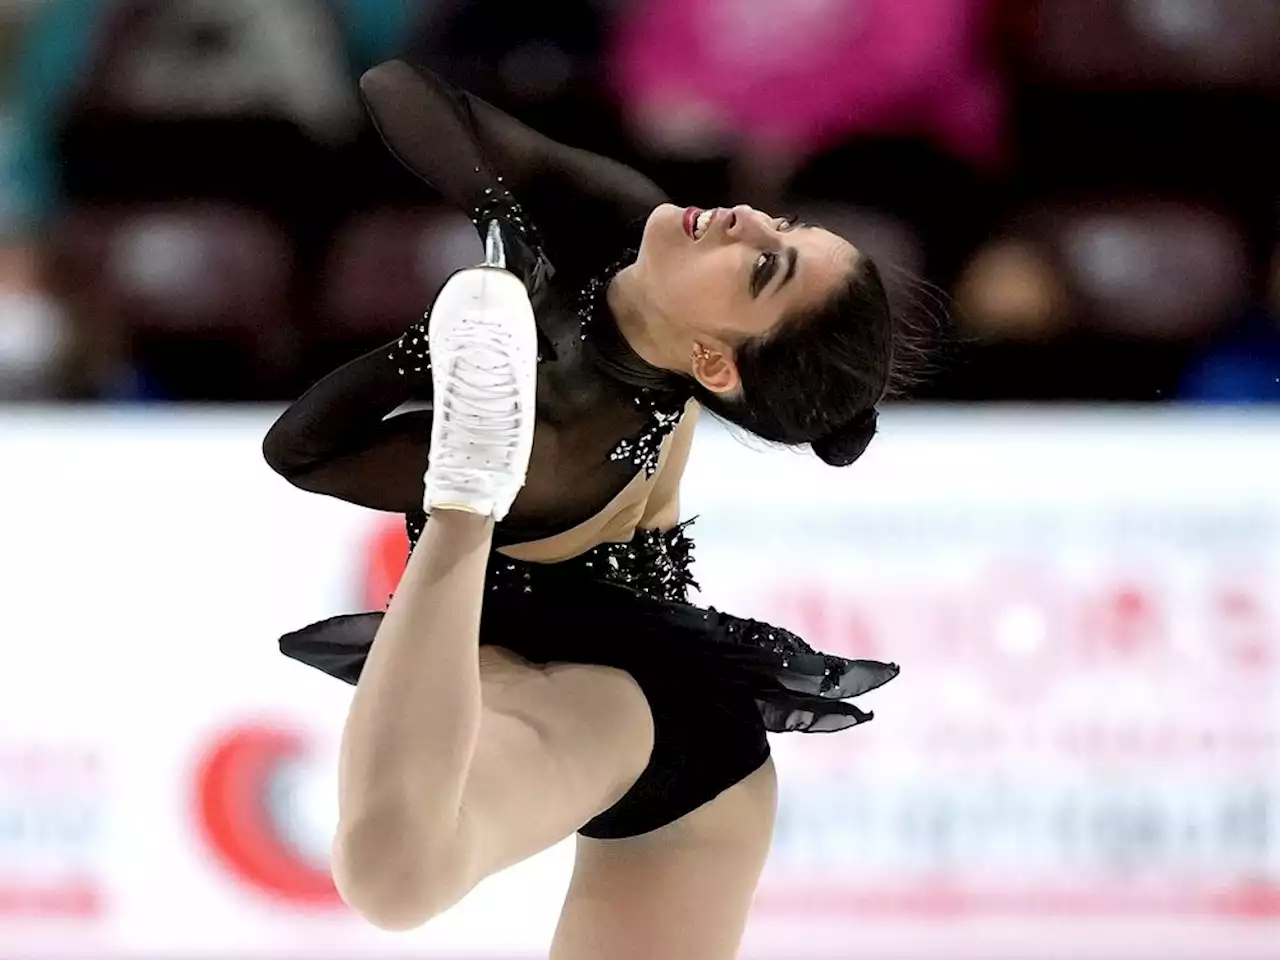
[280,524,898,838]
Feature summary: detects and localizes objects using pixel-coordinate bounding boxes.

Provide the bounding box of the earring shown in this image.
[692,343,712,364]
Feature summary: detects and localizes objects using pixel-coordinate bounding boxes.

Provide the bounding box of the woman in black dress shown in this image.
[263,59,910,957]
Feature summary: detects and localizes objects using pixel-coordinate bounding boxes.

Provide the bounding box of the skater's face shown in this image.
[633,203,857,394]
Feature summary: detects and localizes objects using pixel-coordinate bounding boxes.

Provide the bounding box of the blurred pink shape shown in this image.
[609,0,1005,166]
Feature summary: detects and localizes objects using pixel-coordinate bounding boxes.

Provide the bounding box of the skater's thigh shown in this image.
[459,646,656,880]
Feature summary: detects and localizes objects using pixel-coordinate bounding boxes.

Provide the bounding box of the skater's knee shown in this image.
[332,810,473,930]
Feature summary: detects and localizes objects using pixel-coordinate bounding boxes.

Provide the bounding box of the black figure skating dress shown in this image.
[263,59,899,839]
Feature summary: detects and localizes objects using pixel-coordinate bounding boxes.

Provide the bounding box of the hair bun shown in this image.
[811,408,878,467]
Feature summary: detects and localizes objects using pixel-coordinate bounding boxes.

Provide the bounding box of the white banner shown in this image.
[1,407,1278,958]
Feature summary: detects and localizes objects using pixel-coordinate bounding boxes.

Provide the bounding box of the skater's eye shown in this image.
[751,252,778,297]
[750,248,798,299]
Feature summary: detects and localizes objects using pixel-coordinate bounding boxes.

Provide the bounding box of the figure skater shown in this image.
[263,58,914,959]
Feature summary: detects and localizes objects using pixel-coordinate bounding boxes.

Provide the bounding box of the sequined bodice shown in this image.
[391,259,694,549]
[278,58,695,554]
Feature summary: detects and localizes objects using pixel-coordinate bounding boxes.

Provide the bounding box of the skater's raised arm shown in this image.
[359,59,669,278]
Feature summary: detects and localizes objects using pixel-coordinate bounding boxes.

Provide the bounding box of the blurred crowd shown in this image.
[0,0,1276,403]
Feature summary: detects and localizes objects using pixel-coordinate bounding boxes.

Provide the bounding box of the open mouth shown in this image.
[682,206,701,240]
[683,206,716,241]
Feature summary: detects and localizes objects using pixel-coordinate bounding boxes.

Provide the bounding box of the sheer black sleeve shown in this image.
[261,340,430,513]
[358,59,669,282]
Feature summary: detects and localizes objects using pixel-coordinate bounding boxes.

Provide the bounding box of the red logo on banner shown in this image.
[364,520,410,609]
[193,725,342,908]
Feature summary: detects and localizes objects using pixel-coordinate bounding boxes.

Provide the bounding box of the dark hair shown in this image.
[692,256,925,467]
